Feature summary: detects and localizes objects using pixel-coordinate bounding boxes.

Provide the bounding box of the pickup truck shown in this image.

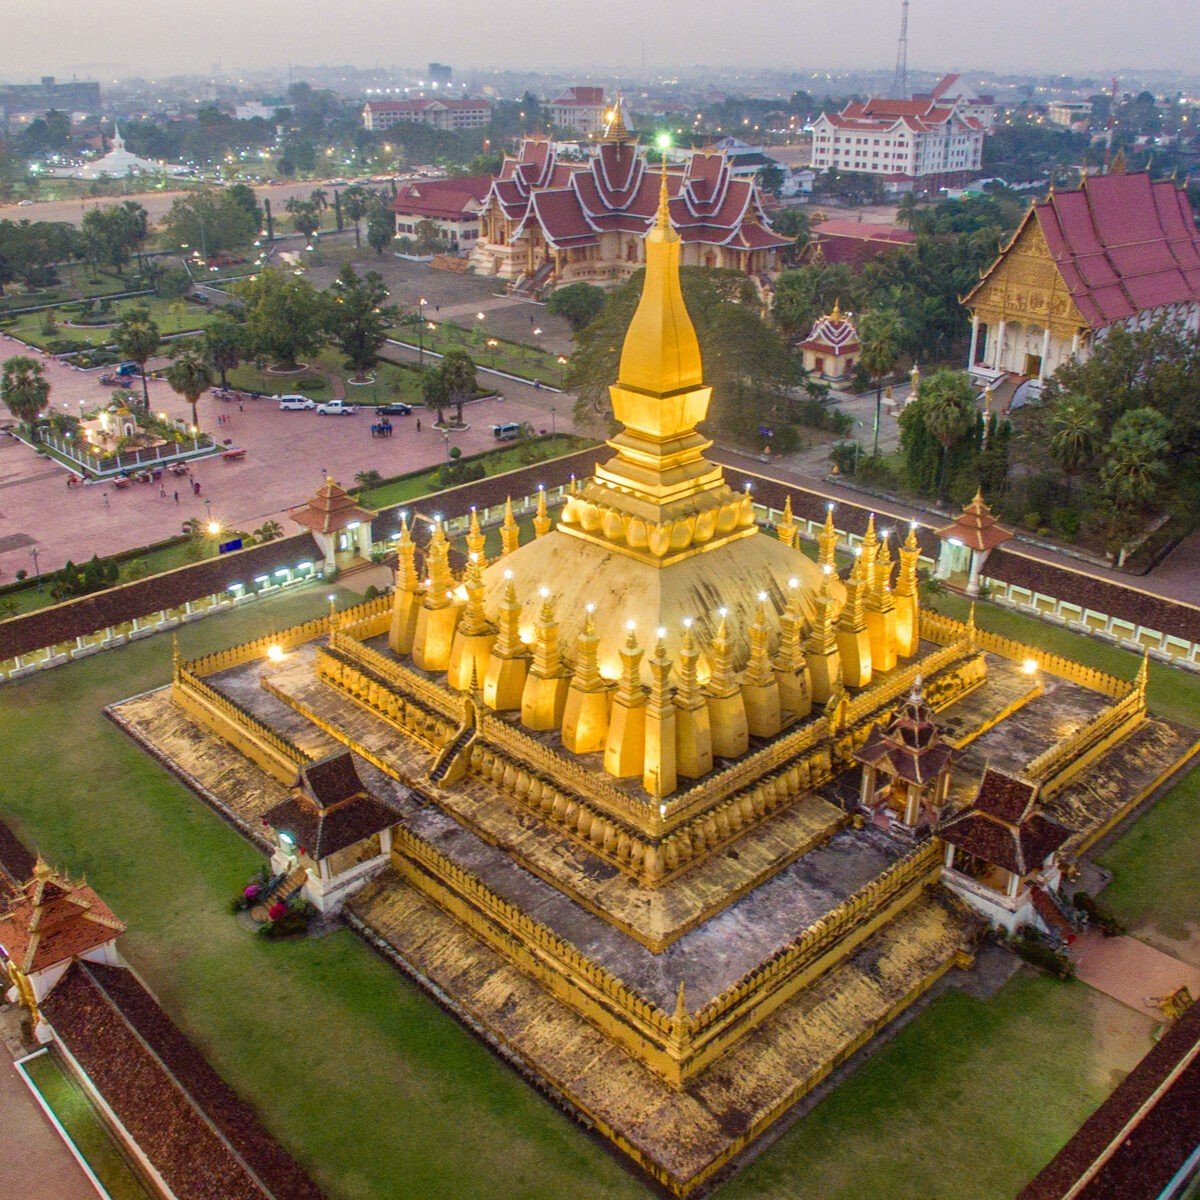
[315,400,357,416]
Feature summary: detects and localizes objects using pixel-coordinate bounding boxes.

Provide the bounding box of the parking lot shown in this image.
[0,332,569,581]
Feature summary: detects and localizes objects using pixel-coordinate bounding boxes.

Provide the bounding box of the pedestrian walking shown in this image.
[102,492,110,509]
[239,402,244,412]
[193,479,201,495]
[159,484,167,498]
[416,417,422,432]
[173,490,179,503]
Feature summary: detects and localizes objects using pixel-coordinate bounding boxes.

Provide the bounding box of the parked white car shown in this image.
[315,400,357,416]
[278,395,315,411]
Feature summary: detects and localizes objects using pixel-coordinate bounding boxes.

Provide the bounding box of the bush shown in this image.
[437,459,486,488]
[295,373,325,390]
[856,454,897,489]
[1073,891,1126,936]
[772,423,801,454]
[829,440,860,475]
[1021,512,1041,532]
[259,900,315,939]
[1013,929,1074,978]
[1050,508,1081,541]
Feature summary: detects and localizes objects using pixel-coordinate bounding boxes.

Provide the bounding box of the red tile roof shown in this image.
[551,86,604,106]
[42,961,325,1200]
[364,98,489,113]
[935,490,1012,553]
[391,176,490,220]
[855,690,955,785]
[976,173,1200,330]
[0,860,124,974]
[288,477,376,536]
[1018,999,1200,1200]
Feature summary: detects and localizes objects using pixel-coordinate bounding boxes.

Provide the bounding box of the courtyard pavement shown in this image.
[1070,929,1200,1017]
[0,331,570,581]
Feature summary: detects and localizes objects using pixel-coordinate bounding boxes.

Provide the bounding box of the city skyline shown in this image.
[4,0,1199,82]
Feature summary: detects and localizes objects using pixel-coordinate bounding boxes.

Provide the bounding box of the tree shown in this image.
[366,204,393,255]
[1048,396,1099,497]
[114,307,161,411]
[324,265,397,381]
[916,370,977,500]
[546,282,606,332]
[440,348,477,424]
[354,469,384,491]
[769,207,811,248]
[165,346,213,432]
[238,268,325,370]
[203,314,244,389]
[1,357,50,428]
[160,189,258,256]
[81,203,147,277]
[413,218,446,254]
[1101,407,1171,510]
[253,520,283,542]
[421,364,449,425]
[285,198,320,241]
[757,163,784,198]
[857,308,904,457]
[896,192,921,231]
[341,185,370,248]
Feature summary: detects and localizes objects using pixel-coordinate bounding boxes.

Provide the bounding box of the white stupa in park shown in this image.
[57,123,189,179]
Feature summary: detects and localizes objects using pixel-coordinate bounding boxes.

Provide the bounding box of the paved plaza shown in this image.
[0,332,570,581]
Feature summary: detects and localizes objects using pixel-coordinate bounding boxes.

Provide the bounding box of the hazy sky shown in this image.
[4,0,1199,80]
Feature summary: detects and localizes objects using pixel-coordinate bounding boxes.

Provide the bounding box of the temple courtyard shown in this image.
[0,582,1198,1198]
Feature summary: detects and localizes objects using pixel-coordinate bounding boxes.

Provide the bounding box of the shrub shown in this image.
[1050,508,1081,541]
[295,373,325,390]
[772,423,801,454]
[857,454,897,489]
[1022,512,1041,532]
[259,900,315,939]
[829,440,860,475]
[1073,891,1126,936]
[1013,929,1074,978]
[364,584,380,600]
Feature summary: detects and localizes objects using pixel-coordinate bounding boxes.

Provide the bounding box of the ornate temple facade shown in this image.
[470,105,790,293]
[963,171,1200,389]
[148,153,1200,1197]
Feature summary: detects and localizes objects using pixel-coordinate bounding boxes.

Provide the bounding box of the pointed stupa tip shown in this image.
[830,296,843,320]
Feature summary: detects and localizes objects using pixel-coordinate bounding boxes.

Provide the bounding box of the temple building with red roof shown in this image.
[391,175,491,249]
[938,767,1074,940]
[810,73,988,194]
[797,300,860,382]
[0,857,125,1010]
[470,103,791,294]
[287,477,377,573]
[963,171,1200,389]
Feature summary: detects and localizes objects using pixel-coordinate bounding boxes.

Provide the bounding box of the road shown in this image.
[0,179,372,229]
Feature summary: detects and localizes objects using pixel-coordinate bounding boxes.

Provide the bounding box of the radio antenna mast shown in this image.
[893,0,910,96]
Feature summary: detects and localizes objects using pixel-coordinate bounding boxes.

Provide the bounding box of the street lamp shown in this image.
[31,547,41,591]
[550,405,556,435]
[417,297,428,366]
[486,337,499,368]
[556,355,568,386]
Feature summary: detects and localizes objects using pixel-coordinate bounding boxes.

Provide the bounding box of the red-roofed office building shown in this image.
[362,97,491,132]
[470,103,790,293]
[810,74,989,194]
[963,171,1200,386]
[547,86,608,136]
[391,175,491,248]
[803,219,917,268]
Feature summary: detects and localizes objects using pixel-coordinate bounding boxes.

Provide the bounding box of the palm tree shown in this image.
[1,357,50,430]
[165,346,213,433]
[1049,397,1099,498]
[919,369,977,501]
[114,307,160,413]
[341,186,370,249]
[857,308,904,457]
[203,313,243,389]
[896,192,921,231]
[252,520,284,543]
[310,187,329,212]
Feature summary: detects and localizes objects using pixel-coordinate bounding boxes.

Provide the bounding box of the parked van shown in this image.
[278,395,314,411]
[492,422,522,441]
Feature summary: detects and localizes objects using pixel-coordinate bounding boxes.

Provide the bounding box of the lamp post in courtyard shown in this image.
[417,297,428,366]
[31,547,41,591]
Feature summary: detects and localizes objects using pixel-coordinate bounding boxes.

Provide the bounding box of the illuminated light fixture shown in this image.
[788,577,799,589]
[278,831,294,846]
[504,569,513,580]
[206,521,220,535]
[1022,658,1039,676]
[267,644,285,663]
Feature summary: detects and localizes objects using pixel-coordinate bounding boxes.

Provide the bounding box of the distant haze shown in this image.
[4,0,1199,79]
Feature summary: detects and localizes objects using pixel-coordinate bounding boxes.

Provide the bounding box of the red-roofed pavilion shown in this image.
[288,477,376,572]
[934,490,1012,595]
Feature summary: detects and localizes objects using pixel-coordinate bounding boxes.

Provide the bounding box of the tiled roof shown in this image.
[939,769,1070,876]
[364,98,489,113]
[391,176,490,220]
[935,491,1012,553]
[0,817,35,897]
[855,691,953,785]
[551,87,604,106]
[0,861,124,974]
[983,172,1200,330]
[42,961,325,1200]
[0,532,316,662]
[288,478,376,536]
[1018,1000,1200,1199]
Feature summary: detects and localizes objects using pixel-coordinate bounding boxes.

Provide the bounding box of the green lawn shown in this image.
[6,295,218,350]
[226,349,423,406]
[21,1051,156,1200]
[0,580,1193,1199]
[389,318,567,386]
[358,435,584,510]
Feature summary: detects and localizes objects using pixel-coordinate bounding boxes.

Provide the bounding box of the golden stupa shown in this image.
[484,165,841,677]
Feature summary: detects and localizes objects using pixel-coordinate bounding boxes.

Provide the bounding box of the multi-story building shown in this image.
[362,97,491,133]
[470,104,790,293]
[546,86,607,136]
[1046,100,1093,129]
[963,171,1200,389]
[810,74,989,193]
[1,76,100,122]
[391,175,491,248]
[916,74,996,131]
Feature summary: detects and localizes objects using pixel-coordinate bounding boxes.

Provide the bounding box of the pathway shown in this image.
[1070,929,1200,1018]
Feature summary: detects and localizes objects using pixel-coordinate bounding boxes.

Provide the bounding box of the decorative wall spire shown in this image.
[396,515,420,591]
[613,623,647,707]
[744,595,776,688]
[776,495,798,548]
[818,504,839,568]
[425,518,455,604]
[675,620,704,710]
[491,572,526,659]
[466,506,486,558]
[457,554,494,636]
[533,486,551,538]
[501,497,520,556]
[571,606,605,692]
[703,610,740,699]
